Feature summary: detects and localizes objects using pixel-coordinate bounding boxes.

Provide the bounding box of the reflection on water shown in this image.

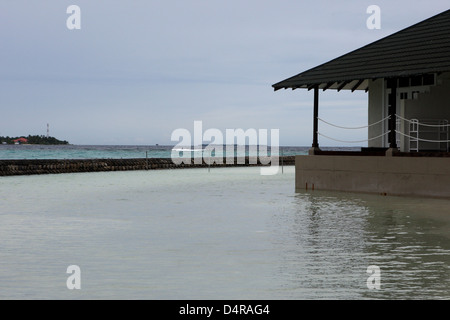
[0,167,449,299]
[272,191,450,299]
[362,195,450,299]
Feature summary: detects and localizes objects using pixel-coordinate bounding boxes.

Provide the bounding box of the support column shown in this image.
[386,78,398,155]
[309,86,320,155]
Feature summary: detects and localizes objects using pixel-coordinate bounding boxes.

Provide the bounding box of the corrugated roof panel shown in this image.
[273,9,450,91]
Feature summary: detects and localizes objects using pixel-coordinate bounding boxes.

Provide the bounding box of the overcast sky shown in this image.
[1,1,449,146]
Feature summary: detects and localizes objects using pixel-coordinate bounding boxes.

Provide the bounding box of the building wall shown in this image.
[404,72,450,118]
[296,155,450,199]
[401,72,450,151]
[367,72,450,151]
[368,79,385,148]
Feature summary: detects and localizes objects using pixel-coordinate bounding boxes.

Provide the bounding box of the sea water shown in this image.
[0,144,361,160]
[0,165,449,299]
[0,144,307,160]
[0,144,176,160]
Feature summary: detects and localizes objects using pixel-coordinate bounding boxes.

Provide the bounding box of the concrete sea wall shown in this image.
[296,155,450,199]
[0,156,295,176]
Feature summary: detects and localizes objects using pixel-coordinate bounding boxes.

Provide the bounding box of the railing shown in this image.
[317,115,450,152]
[317,115,391,144]
[395,115,450,152]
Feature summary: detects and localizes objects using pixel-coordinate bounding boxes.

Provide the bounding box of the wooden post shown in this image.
[312,86,319,148]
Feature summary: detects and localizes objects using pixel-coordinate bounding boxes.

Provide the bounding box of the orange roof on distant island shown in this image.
[13,137,28,143]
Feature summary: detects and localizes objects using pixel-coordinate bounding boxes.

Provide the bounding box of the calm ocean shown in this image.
[0,146,449,299]
[0,144,313,160]
[0,144,365,160]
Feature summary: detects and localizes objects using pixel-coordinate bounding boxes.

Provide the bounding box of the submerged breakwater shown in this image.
[0,156,295,176]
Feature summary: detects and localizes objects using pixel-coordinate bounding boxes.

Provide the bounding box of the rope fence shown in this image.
[318,115,390,130]
[316,114,450,145]
[396,114,450,128]
[316,115,390,143]
[395,130,450,143]
[317,131,390,144]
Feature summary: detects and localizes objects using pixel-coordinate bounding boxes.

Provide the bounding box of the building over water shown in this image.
[273,9,450,198]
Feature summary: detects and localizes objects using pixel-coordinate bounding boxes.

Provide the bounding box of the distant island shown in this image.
[0,135,69,145]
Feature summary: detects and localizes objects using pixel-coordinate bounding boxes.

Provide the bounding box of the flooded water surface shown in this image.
[0,166,449,299]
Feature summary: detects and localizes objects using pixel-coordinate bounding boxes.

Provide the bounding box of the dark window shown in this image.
[423,74,435,85]
[399,77,410,87]
[411,76,422,86]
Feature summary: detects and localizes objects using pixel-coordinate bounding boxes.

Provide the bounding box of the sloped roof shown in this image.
[272,9,450,91]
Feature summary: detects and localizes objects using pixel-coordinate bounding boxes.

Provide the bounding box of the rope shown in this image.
[318,115,390,130]
[396,115,450,128]
[317,131,390,144]
[395,130,450,143]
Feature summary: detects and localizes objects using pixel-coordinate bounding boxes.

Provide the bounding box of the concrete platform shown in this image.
[296,155,450,199]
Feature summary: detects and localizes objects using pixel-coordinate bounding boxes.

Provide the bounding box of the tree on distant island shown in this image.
[0,135,69,145]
